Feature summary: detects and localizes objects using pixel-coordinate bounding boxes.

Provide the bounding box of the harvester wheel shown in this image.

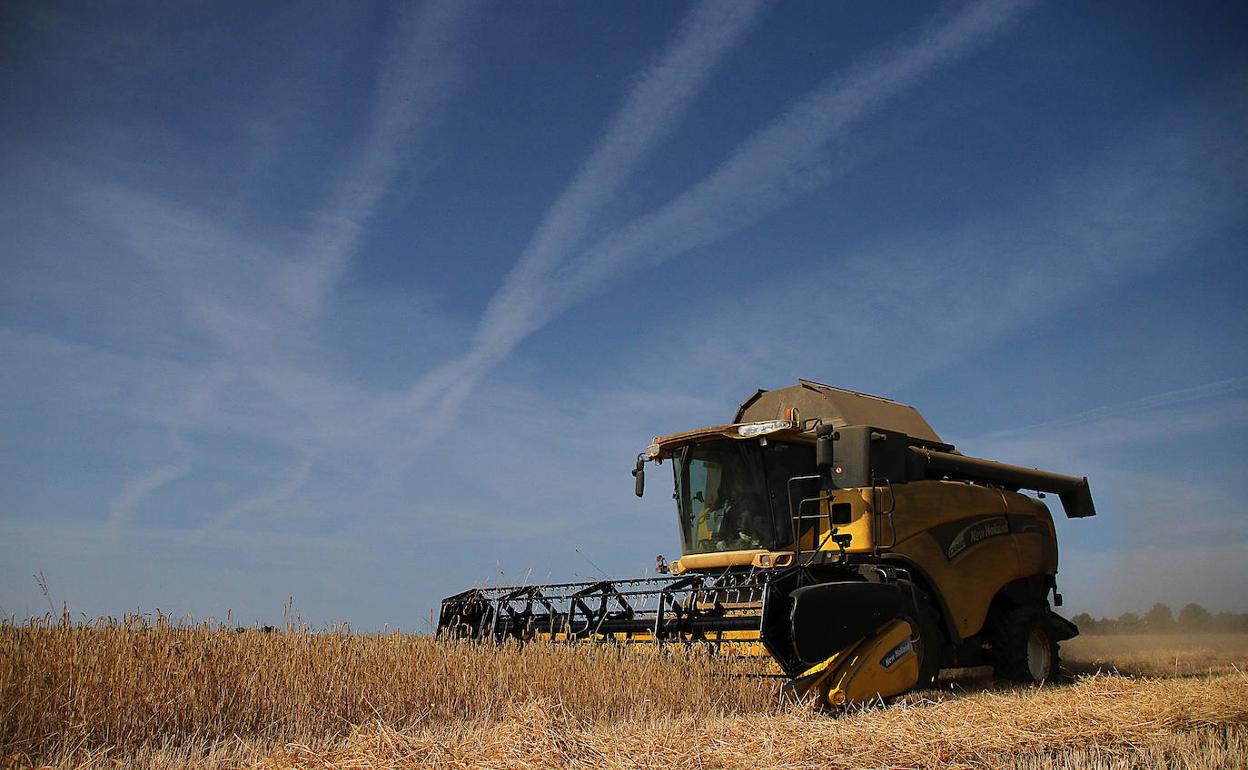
[904,585,945,688]
[991,606,1059,683]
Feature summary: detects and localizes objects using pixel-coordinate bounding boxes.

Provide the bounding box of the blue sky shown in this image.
[2,0,1246,628]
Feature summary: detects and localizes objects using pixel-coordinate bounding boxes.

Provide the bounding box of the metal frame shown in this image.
[437,572,769,649]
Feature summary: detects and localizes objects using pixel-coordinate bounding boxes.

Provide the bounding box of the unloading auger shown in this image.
[438,380,1096,708]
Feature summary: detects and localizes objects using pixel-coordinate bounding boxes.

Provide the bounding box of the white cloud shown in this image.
[191,456,314,542]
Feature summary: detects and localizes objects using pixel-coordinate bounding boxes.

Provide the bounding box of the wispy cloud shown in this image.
[472,0,768,362]
[107,432,193,539]
[981,382,1248,615]
[328,0,775,470]
[549,0,1035,327]
[90,0,481,357]
[406,0,1033,441]
[976,377,1248,445]
[280,0,481,319]
[387,0,772,434]
[630,69,1248,401]
[91,0,481,537]
[86,1,1035,534]
[192,457,314,542]
[965,379,1248,469]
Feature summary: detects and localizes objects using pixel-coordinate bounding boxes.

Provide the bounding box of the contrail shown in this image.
[107,433,193,539]
[280,0,483,319]
[981,377,1248,439]
[193,457,314,542]
[551,0,1036,333]
[111,0,482,539]
[409,0,1034,436]
[473,0,769,357]
[398,0,768,419]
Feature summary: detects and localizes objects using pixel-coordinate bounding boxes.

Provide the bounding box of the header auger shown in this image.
[438,380,1096,708]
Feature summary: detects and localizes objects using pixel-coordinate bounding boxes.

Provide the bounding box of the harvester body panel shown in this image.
[880,480,1058,640]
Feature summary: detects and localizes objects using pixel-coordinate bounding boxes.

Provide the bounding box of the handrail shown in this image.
[786,474,825,565]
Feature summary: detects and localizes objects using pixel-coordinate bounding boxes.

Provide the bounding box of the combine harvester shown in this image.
[438,380,1096,708]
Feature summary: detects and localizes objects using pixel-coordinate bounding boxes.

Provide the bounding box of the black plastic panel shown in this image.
[788,581,904,666]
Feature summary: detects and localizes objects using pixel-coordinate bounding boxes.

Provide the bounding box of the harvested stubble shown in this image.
[250,673,1248,769]
[4,615,1247,769]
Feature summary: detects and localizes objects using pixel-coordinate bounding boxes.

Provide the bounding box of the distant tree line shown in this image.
[1071,603,1248,634]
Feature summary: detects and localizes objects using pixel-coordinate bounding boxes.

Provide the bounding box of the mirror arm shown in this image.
[815,425,839,492]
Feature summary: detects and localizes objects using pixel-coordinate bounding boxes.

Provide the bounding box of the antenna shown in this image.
[575,547,609,578]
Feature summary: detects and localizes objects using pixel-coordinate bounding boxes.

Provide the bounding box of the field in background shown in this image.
[2,616,1246,769]
[1063,632,1248,678]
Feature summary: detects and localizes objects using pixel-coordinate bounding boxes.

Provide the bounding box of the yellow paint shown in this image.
[788,480,1057,640]
[795,619,918,709]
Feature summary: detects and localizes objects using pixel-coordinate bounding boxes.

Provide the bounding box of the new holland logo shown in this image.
[880,637,913,669]
[946,516,1010,560]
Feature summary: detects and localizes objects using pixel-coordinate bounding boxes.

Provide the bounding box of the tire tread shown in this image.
[991,605,1059,683]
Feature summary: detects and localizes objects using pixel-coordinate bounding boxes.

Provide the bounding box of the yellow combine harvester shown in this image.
[438,380,1096,708]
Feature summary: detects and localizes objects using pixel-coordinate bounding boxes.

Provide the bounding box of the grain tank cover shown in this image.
[734,380,944,445]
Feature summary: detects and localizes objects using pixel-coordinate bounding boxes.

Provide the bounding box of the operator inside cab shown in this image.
[673,439,808,551]
[697,468,769,550]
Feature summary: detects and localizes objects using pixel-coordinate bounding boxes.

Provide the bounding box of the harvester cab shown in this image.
[438,380,1096,709]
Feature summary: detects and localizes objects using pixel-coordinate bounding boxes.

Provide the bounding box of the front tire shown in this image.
[905,585,946,688]
[991,606,1059,683]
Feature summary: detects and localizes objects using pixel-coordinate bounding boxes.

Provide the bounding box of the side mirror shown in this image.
[816,426,838,470]
[632,454,646,498]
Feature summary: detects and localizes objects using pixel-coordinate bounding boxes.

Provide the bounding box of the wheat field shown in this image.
[2,613,1246,769]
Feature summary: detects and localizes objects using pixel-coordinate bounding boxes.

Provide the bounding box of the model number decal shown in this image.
[946,516,1010,560]
[880,637,913,669]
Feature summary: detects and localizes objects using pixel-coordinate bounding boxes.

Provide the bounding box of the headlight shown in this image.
[736,420,795,438]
